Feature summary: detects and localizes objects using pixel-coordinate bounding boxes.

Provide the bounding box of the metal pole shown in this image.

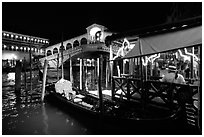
[41,60,48,101]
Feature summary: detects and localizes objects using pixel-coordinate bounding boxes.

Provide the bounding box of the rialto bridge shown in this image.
[39,24,121,68]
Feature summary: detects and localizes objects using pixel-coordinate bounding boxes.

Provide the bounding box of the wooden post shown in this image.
[105,58,108,89]
[29,45,32,90]
[61,50,64,79]
[80,59,83,90]
[15,60,22,94]
[41,60,48,101]
[57,53,59,81]
[23,57,27,89]
[98,55,104,114]
[70,55,73,83]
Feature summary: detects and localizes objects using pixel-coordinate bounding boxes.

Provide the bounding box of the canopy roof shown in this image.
[124,25,202,59]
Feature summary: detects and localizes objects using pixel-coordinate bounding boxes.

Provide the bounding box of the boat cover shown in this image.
[55,78,73,95]
[123,26,202,59]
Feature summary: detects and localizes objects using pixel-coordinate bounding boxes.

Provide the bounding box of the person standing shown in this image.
[161,65,185,84]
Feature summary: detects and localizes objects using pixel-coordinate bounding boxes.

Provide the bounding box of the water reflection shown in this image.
[2,72,91,135]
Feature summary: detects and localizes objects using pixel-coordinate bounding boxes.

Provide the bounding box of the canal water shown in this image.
[2,71,129,135]
[2,71,200,135]
[2,71,96,135]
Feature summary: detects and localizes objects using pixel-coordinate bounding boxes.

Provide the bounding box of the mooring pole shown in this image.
[15,60,22,94]
[29,45,32,91]
[41,59,48,101]
[80,59,83,90]
[98,55,104,115]
[70,55,73,83]
[23,57,27,89]
[57,53,60,81]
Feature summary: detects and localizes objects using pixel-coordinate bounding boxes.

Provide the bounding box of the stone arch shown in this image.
[53,47,58,54]
[80,37,87,45]
[73,40,79,48]
[47,50,52,56]
[66,43,72,50]
[60,45,65,52]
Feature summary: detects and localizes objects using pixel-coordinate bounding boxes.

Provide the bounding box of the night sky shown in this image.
[2,2,201,45]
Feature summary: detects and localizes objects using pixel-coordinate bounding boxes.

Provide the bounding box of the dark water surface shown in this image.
[2,72,93,135]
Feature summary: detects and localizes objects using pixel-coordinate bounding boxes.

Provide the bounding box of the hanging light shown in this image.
[20,47,23,50]
[24,47,26,50]
[28,47,30,51]
[31,38,33,41]
[19,36,22,39]
[11,34,14,38]
[4,45,7,48]
[6,34,9,37]
[16,46,19,50]
[11,46,14,49]
[24,37,26,40]
[15,35,18,39]
[3,33,6,36]
[27,37,30,40]
[31,48,34,51]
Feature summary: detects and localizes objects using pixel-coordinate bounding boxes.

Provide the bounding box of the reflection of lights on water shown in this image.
[8,73,15,81]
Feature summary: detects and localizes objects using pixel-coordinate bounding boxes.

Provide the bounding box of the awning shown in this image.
[124,25,202,59]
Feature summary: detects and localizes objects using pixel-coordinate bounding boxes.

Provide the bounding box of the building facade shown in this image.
[2,31,49,69]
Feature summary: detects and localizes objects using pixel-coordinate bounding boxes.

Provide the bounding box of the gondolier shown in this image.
[161,65,185,84]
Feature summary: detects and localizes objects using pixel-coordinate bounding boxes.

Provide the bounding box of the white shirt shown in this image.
[161,72,185,84]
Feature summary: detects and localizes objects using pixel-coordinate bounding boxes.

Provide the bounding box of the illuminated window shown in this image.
[19,36,22,39]
[20,47,23,50]
[27,37,30,40]
[16,46,19,50]
[11,34,14,38]
[6,34,9,37]
[11,46,14,50]
[3,33,6,36]
[15,35,18,39]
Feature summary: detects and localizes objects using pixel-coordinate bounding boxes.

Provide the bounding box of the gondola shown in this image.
[44,80,187,132]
